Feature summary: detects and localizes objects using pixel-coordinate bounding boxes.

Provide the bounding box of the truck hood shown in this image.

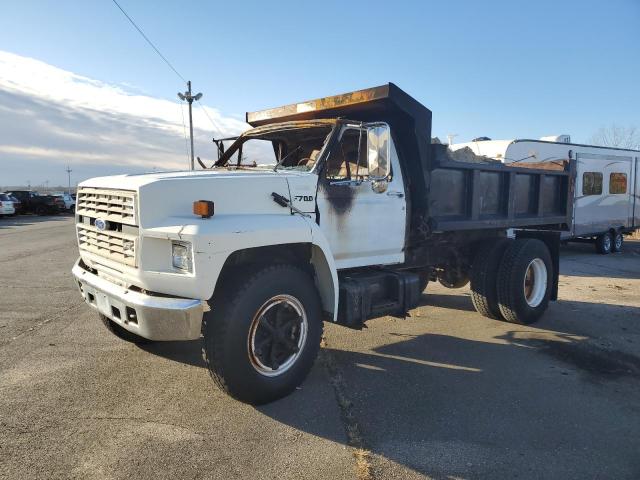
[79,168,317,228]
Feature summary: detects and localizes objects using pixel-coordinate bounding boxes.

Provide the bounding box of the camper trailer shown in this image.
[450,136,640,254]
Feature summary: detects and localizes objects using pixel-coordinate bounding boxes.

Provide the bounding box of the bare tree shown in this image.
[588,124,640,150]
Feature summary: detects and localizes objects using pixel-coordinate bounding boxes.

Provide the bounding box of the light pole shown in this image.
[178,81,203,171]
[66,165,72,193]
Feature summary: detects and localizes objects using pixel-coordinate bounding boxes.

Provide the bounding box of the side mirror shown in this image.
[366,124,391,180]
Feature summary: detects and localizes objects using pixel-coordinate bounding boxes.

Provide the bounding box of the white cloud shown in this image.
[0,50,249,186]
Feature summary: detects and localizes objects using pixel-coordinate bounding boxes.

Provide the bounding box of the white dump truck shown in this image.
[451,136,640,254]
[72,84,573,404]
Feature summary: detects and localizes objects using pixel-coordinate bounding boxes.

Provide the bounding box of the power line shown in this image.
[110,0,187,83]
[198,102,225,139]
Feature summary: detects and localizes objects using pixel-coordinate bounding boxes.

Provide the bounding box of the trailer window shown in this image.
[582,172,602,196]
[609,173,627,194]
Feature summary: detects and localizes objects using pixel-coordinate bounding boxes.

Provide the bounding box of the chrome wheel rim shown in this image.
[523,258,547,308]
[248,294,308,377]
[604,235,611,251]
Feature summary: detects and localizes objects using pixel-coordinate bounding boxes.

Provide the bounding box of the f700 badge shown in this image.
[294,195,314,202]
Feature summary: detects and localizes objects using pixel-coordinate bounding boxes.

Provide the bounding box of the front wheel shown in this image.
[202,264,323,405]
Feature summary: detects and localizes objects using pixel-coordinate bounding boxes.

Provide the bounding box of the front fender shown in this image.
[142,214,339,321]
[303,218,339,322]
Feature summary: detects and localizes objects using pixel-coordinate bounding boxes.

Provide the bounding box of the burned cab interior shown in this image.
[214,121,335,171]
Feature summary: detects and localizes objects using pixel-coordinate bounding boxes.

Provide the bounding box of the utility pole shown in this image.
[66,165,72,193]
[178,81,203,170]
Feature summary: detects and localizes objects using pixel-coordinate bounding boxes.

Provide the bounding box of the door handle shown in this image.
[386,191,404,198]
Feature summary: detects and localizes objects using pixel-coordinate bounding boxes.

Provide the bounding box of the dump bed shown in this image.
[428,145,572,232]
[247,83,572,235]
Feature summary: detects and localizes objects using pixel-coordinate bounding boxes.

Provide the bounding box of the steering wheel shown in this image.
[297,158,311,166]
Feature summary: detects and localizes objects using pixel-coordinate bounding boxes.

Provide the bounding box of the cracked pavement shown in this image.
[1,216,640,479]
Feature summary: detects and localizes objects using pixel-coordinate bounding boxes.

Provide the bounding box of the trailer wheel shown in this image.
[595,232,613,254]
[201,264,323,405]
[612,231,624,253]
[496,239,552,325]
[99,313,152,344]
[470,238,510,319]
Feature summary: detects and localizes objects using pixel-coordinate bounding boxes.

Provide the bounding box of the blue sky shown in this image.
[0,0,638,186]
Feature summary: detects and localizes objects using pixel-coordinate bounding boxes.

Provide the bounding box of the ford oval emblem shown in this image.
[95,218,107,231]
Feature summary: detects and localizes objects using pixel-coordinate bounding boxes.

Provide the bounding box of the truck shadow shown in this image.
[140,296,640,478]
[259,325,640,478]
[139,340,205,368]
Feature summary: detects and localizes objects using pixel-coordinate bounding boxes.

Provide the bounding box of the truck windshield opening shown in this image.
[216,124,334,172]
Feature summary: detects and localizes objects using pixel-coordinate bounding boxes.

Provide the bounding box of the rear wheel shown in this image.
[99,313,152,344]
[595,232,613,254]
[496,239,553,324]
[612,231,624,253]
[202,264,323,405]
[470,238,510,319]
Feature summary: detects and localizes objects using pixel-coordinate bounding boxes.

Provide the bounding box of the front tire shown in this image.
[202,264,323,405]
[496,239,553,325]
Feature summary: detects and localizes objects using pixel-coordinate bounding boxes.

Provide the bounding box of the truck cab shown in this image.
[72,84,571,404]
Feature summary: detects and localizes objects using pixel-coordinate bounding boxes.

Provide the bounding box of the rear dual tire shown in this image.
[496,239,553,324]
[471,238,553,325]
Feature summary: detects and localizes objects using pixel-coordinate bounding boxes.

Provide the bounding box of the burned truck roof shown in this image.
[247,83,433,224]
[246,83,432,132]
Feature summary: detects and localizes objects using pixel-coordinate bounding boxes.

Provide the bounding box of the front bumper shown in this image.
[72,258,203,340]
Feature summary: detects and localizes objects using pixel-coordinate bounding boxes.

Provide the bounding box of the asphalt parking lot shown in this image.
[1,216,639,479]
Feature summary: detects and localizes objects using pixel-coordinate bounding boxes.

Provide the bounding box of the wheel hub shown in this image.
[248,295,307,377]
[523,258,547,308]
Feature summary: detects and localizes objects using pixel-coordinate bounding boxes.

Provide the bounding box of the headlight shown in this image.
[171,241,193,273]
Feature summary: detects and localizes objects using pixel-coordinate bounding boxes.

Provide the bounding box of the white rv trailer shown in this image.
[450,136,640,254]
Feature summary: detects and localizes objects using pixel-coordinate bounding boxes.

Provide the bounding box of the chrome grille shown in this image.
[77,224,137,267]
[76,187,136,226]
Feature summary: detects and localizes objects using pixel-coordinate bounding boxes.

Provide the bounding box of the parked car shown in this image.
[7,194,22,214]
[0,193,16,216]
[8,191,59,215]
[52,193,75,212]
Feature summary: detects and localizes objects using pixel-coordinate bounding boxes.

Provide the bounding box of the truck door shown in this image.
[316,123,407,269]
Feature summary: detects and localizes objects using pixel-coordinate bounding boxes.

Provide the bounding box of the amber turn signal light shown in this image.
[193,200,215,218]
